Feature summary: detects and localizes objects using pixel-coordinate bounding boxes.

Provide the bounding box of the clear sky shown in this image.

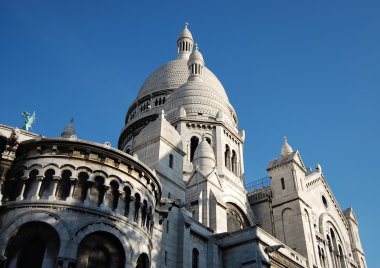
[0,0,378,265]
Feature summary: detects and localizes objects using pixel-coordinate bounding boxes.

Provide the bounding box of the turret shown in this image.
[177,23,194,60]
[187,44,204,81]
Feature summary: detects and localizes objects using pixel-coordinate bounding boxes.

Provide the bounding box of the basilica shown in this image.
[0,24,367,268]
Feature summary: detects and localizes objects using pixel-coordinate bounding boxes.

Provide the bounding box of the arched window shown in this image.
[231,150,237,175]
[225,145,231,170]
[73,172,89,201]
[134,193,141,222]
[40,169,55,199]
[190,136,199,162]
[192,248,199,268]
[56,170,71,200]
[169,154,174,168]
[136,253,149,268]
[124,186,131,217]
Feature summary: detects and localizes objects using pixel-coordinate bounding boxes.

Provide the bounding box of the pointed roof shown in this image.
[343,207,359,225]
[281,136,293,157]
[61,117,76,138]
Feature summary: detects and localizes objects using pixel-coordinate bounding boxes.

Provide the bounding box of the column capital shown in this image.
[53,175,61,181]
[36,175,44,181]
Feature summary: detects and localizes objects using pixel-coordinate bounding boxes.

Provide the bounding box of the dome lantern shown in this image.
[188,44,205,81]
[177,22,194,60]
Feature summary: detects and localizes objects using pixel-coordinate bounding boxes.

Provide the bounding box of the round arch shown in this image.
[225,202,250,232]
[73,221,133,263]
[0,211,72,257]
[4,221,60,268]
[76,231,126,268]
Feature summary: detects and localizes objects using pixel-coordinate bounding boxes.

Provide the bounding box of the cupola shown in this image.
[281,137,293,157]
[188,44,205,81]
[177,22,194,60]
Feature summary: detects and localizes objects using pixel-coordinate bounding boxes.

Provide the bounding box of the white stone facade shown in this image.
[0,24,366,268]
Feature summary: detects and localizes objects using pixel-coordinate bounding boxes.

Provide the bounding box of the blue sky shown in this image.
[0,1,378,265]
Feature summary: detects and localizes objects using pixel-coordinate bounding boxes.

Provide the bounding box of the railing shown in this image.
[245,176,271,192]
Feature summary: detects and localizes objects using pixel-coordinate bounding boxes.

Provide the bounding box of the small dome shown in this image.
[177,22,193,43]
[189,44,204,63]
[281,137,293,157]
[193,136,216,174]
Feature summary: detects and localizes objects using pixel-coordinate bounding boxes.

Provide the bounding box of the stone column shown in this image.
[137,202,143,226]
[116,190,126,215]
[48,175,61,200]
[66,178,77,203]
[31,175,44,201]
[101,184,112,210]
[83,179,94,206]
[16,178,28,201]
[129,196,136,222]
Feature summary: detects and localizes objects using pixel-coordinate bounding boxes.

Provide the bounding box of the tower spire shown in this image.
[177,22,194,60]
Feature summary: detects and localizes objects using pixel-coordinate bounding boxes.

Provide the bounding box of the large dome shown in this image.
[136,59,229,102]
[164,79,237,129]
[164,45,238,129]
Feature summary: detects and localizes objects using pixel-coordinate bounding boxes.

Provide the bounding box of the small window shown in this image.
[322,195,328,208]
[281,178,285,190]
[169,154,174,168]
[192,248,199,268]
[190,136,199,162]
[166,220,169,233]
[165,250,168,265]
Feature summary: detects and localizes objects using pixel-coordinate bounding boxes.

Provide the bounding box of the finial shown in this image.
[185,22,189,28]
[195,43,199,50]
